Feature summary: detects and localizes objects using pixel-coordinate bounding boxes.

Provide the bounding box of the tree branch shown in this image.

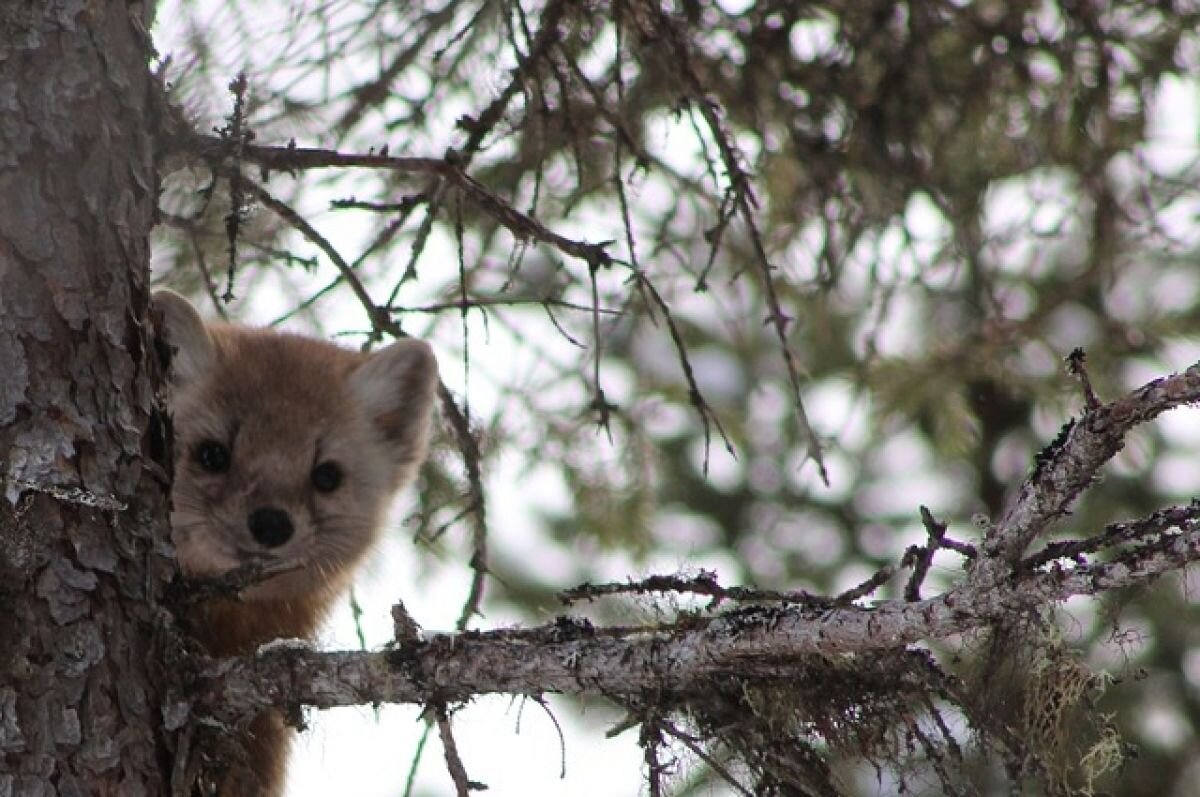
[195,138,615,272]
[990,361,1200,559]
[195,361,1200,728]
[201,505,1200,723]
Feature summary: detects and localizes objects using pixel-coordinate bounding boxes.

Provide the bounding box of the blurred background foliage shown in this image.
[152,0,1200,793]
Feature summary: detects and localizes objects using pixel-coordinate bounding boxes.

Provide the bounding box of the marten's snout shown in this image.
[248,506,294,548]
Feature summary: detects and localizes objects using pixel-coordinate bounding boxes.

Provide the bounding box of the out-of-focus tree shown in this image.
[8,0,1198,794]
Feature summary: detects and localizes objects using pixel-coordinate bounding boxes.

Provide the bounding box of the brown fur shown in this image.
[152,291,437,795]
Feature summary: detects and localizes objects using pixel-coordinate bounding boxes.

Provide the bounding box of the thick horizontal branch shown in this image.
[193,362,1200,728]
[201,511,1200,727]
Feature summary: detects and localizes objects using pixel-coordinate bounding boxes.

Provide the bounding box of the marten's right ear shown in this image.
[151,290,216,386]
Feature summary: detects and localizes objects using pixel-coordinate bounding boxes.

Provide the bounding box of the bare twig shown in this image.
[395,295,623,316]
[631,3,829,484]
[559,572,835,610]
[587,260,614,437]
[659,719,754,797]
[215,72,253,301]
[641,714,667,797]
[1022,500,1200,571]
[1066,347,1102,410]
[165,560,303,608]
[234,176,382,322]
[433,704,476,796]
[835,561,901,604]
[197,140,617,273]
[631,270,736,470]
[906,506,950,602]
[438,383,489,631]
[527,696,568,779]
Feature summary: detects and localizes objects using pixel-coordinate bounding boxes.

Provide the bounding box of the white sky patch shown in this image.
[715,0,755,14]
[689,434,743,490]
[803,377,871,452]
[643,109,718,186]
[656,507,723,550]
[1153,452,1200,497]
[290,695,644,797]
[1137,75,1195,171]
[855,291,925,359]
[855,469,962,520]
[1121,356,1177,392]
[1137,699,1192,752]
[783,217,829,282]
[1149,268,1200,315]
[1017,337,1060,379]
[981,168,1079,275]
[1044,303,1102,352]
[903,191,950,249]
[790,14,839,63]
[788,447,854,502]
[768,510,846,568]
[640,398,691,440]
[1157,191,1200,246]
[685,346,746,404]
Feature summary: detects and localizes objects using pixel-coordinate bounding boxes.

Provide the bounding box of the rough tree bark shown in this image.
[0,3,170,795]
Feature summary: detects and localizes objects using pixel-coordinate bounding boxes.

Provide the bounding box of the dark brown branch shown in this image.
[432,704,475,796]
[200,139,616,272]
[456,0,570,160]
[395,296,623,316]
[906,506,950,602]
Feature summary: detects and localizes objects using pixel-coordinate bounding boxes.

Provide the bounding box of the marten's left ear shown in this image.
[349,338,439,474]
[151,290,216,388]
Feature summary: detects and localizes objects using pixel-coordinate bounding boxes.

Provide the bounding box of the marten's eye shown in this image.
[194,440,231,474]
[311,461,343,493]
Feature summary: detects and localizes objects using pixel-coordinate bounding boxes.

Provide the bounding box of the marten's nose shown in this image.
[247,507,294,548]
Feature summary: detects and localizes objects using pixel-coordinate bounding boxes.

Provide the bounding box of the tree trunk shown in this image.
[0,3,168,795]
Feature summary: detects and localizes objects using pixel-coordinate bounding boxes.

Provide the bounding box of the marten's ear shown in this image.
[151,290,216,387]
[349,339,439,475]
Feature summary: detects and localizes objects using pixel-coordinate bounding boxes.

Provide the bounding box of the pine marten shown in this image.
[152,290,438,795]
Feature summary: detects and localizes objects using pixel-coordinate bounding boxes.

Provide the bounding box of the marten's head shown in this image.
[152,290,438,602]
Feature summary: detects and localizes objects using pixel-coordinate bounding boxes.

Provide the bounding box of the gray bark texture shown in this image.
[0,3,169,796]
